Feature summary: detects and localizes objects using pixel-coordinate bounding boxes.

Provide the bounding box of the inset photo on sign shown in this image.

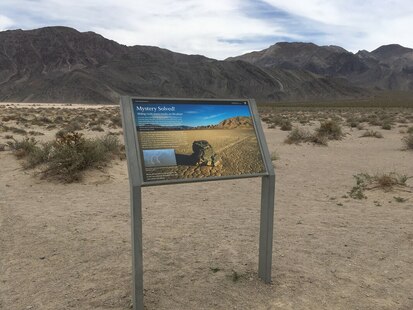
[142,149,177,168]
[133,100,266,182]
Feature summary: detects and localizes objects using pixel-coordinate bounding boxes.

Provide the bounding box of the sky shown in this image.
[0,0,412,59]
[134,102,251,127]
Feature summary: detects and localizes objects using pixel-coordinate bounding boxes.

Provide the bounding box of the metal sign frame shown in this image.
[120,96,275,310]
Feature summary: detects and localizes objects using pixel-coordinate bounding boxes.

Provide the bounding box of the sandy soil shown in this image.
[1,105,413,310]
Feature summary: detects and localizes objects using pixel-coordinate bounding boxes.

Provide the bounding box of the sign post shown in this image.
[120,96,275,309]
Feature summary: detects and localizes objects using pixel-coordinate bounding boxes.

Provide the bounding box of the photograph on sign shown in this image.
[133,99,266,182]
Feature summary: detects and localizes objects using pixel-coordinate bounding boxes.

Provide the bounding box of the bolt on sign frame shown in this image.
[120,96,275,310]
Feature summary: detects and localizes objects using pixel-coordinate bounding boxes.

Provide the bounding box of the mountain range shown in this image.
[0,26,412,104]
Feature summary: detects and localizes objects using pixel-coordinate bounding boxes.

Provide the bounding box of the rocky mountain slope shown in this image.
[215,116,253,129]
[229,42,413,91]
[0,27,368,103]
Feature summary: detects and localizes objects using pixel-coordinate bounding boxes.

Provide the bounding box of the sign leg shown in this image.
[258,174,275,283]
[131,185,144,310]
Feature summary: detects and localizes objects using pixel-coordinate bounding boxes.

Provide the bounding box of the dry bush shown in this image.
[10,132,122,182]
[7,137,38,159]
[284,127,312,144]
[381,122,392,130]
[284,127,328,146]
[402,134,413,150]
[90,125,104,132]
[316,120,344,140]
[279,119,292,131]
[349,172,410,199]
[360,130,383,138]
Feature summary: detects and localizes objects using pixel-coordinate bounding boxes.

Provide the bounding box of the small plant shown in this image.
[316,120,344,140]
[280,119,292,131]
[284,127,312,144]
[393,196,407,203]
[349,173,370,199]
[10,132,122,182]
[270,151,280,161]
[90,125,104,132]
[349,172,410,199]
[402,134,413,150]
[360,130,383,138]
[7,137,38,159]
[407,126,413,134]
[231,270,240,282]
[381,122,392,130]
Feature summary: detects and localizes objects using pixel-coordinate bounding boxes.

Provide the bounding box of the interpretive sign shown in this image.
[120,97,275,310]
[132,98,267,183]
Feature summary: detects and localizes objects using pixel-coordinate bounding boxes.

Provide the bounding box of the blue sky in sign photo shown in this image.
[0,0,412,59]
[134,102,252,127]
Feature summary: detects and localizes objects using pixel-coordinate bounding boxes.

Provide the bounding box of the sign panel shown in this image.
[132,98,267,183]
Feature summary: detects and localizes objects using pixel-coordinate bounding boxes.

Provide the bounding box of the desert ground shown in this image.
[139,129,265,180]
[0,103,412,310]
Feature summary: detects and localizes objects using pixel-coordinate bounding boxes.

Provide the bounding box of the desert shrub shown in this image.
[7,126,27,135]
[360,130,383,138]
[90,125,104,132]
[64,121,83,132]
[0,144,6,152]
[402,134,413,150]
[285,127,328,146]
[356,123,365,130]
[284,128,312,144]
[28,130,45,136]
[7,137,38,159]
[46,124,57,130]
[316,120,344,140]
[349,172,410,199]
[270,151,280,161]
[381,122,392,130]
[42,133,119,182]
[54,116,64,123]
[280,119,292,131]
[25,142,53,168]
[38,116,52,124]
[110,115,122,128]
[10,132,121,182]
[310,133,329,146]
[407,126,413,134]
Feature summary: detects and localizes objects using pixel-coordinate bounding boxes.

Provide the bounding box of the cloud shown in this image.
[261,0,413,51]
[0,0,412,58]
[203,113,227,120]
[0,15,13,31]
